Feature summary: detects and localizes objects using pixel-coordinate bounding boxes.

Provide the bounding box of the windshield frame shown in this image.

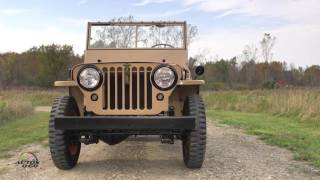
[86,21,187,50]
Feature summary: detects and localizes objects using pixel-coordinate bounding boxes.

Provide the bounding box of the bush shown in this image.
[0,101,33,124]
[262,81,276,89]
[232,84,250,91]
[204,82,228,91]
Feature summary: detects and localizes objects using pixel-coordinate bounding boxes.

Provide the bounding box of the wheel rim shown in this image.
[68,144,78,156]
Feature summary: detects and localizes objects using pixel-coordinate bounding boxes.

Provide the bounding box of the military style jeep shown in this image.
[49,21,206,169]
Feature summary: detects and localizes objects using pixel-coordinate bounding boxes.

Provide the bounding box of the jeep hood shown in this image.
[84,49,188,68]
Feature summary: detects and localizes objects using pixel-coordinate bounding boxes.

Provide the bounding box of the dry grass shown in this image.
[0,89,65,107]
[0,89,65,124]
[0,101,33,124]
[204,89,320,121]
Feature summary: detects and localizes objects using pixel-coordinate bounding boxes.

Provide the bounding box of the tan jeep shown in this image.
[49,21,206,169]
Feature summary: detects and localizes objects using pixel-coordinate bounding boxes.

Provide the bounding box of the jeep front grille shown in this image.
[73,62,181,115]
[102,66,153,110]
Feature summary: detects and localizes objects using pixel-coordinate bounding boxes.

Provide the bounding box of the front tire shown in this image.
[182,95,206,169]
[49,96,81,170]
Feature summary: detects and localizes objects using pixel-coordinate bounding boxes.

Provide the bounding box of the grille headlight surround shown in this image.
[77,65,103,91]
[151,64,178,91]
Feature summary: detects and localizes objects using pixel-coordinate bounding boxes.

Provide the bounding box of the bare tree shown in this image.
[187,25,198,47]
[92,16,198,49]
[241,44,258,62]
[227,57,238,88]
[260,33,276,62]
[93,16,136,48]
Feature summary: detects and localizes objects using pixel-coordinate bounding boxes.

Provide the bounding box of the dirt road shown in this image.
[0,121,319,180]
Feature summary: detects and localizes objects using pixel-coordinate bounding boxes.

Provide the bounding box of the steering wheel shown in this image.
[151,43,175,48]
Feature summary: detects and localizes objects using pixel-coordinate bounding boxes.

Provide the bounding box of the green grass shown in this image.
[0,101,5,108]
[0,112,49,157]
[0,89,63,156]
[207,110,320,168]
[204,90,320,168]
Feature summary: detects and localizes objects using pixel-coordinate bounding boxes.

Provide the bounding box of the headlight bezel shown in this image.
[151,64,178,91]
[77,65,103,91]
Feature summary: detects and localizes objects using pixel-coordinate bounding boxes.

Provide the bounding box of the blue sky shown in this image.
[0,0,320,66]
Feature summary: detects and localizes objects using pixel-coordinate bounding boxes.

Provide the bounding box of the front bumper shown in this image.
[54,116,195,130]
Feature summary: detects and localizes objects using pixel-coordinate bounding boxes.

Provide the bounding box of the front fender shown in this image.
[169,80,205,116]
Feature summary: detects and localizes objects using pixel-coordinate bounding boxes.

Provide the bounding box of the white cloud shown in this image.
[0,8,29,15]
[0,0,319,66]
[132,0,174,6]
[185,0,320,66]
[189,27,261,61]
[184,0,320,23]
[0,24,86,55]
[60,17,91,26]
[272,24,320,66]
[136,7,191,18]
[77,0,88,6]
[189,24,320,66]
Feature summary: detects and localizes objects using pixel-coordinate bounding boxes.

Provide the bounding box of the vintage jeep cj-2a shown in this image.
[50,21,206,169]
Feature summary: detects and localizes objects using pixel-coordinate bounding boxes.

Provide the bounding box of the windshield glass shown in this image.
[88,23,185,49]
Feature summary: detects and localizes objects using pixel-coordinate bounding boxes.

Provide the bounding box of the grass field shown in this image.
[205,89,320,168]
[0,89,61,156]
[204,89,320,121]
[0,89,65,106]
[0,89,65,124]
[0,89,319,169]
[0,112,49,157]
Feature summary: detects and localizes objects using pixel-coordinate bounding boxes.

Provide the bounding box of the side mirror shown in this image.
[195,66,205,76]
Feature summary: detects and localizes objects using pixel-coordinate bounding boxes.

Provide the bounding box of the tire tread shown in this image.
[49,96,80,170]
[182,95,207,169]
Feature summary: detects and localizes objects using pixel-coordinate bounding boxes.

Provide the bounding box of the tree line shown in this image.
[197,58,320,90]
[0,44,319,89]
[0,43,319,89]
[195,33,320,90]
[0,44,82,87]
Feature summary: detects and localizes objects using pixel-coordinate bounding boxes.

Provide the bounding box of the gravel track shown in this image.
[0,121,319,180]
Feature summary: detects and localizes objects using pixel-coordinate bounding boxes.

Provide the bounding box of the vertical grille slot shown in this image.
[110,67,115,109]
[139,67,145,109]
[125,67,130,109]
[132,67,138,109]
[103,68,108,109]
[117,67,123,109]
[147,67,152,109]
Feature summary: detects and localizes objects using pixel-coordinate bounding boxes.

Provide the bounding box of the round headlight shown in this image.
[77,66,103,91]
[152,65,178,90]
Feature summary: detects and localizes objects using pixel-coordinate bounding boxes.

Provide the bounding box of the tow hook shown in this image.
[161,135,174,144]
[79,134,98,145]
